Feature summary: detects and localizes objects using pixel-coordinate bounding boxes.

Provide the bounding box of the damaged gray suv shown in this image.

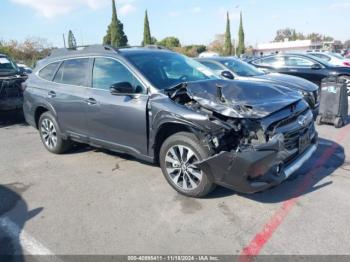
[23,45,318,197]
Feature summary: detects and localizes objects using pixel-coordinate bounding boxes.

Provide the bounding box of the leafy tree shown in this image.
[142,10,152,46]
[103,0,128,47]
[150,36,157,45]
[223,12,232,56]
[274,28,296,42]
[174,45,207,57]
[68,30,77,49]
[307,33,333,42]
[236,12,245,56]
[158,37,181,49]
[0,38,52,67]
[208,34,225,55]
[274,28,333,43]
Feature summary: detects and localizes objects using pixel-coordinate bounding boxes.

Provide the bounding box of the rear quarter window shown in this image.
[38,62,60,81]
[53,58,90,86]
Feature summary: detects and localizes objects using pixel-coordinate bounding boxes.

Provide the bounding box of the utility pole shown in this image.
[63,34,66,48]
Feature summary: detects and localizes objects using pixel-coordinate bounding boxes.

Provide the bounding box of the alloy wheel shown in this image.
[165,145,203,190]
[41,118,58,149]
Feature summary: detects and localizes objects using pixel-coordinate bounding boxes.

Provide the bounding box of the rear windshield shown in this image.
[0,57,18,75]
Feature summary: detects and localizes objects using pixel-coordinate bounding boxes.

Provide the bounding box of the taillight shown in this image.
[343,61,350,67]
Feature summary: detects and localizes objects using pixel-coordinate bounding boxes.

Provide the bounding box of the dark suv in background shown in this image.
[196,57,320,116]
[0,54,27,111]
[23,45,317,197]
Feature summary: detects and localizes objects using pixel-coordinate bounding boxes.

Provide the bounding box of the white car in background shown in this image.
[198,51,220,58]
[308,52,350,67]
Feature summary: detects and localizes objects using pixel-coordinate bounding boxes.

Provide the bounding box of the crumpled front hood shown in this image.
[253,73,318,92]
[185,79,302,119]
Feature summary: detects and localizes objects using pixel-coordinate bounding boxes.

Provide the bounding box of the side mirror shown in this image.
[311,63,322,70]
[221,70,235,80]
[110,82,134,95]
[17,67,25,75]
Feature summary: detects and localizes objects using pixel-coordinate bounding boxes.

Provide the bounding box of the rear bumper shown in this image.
[197,132,318,194]
[0,97,23,111]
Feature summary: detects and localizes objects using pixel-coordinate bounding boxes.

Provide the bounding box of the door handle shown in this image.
[85,98,97,105]
[289,69,298,72]
[48,91,56,98]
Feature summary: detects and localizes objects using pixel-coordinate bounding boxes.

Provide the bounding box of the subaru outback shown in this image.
[23,45,318,197]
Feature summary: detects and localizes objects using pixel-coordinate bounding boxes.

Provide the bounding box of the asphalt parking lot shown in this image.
[0,108,350,258]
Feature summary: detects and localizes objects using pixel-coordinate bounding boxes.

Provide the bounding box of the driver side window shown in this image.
[92,58,144,93]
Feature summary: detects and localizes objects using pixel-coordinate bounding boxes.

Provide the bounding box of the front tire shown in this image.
[38,112,72,154]
[159,132,216,198]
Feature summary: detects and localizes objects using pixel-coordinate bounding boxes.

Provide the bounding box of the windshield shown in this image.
[0,56,18,75]
[123,51,218,90]
[329,53,345,60]
[220,58,265,77]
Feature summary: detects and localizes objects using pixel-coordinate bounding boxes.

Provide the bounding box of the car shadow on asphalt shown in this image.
[0,183,43,261]
[69,137,345,203]
[0,110,27,129]
[206,138,345,203]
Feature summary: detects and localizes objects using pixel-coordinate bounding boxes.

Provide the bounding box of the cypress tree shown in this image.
[103,0,128,47]
[142,10,152,46]
[223,12,233,56]
[237,12,245,56]
[68,30,77,49]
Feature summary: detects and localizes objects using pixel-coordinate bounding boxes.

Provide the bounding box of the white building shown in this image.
[254,39,322,56]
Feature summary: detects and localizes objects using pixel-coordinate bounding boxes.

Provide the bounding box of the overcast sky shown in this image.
[0,0,349,47]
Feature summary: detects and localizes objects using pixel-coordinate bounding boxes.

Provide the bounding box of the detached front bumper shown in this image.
[0,97,23,111]
[197,132,318,194]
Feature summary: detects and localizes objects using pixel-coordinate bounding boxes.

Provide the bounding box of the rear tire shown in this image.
[159,132,216,198]
[38,112,72,154]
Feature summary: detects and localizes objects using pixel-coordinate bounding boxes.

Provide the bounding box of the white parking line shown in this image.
[0,216,63,261]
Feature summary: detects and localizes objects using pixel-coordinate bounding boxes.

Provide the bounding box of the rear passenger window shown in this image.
[53,58,90,86]
[39,62,60,81]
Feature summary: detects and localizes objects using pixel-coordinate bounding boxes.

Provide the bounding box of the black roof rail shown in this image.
[48,45,118,58]
[144,45,171,50]
[116,45,172,51]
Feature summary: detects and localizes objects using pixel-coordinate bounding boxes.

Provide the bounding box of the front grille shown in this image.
[284,122,314,151]
[268,109,315,163]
